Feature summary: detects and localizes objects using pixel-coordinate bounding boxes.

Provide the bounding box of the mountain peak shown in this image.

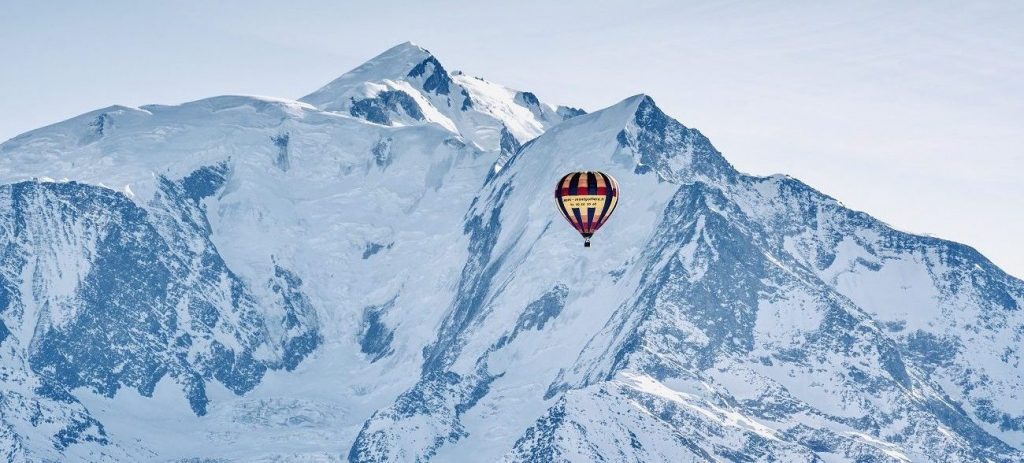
[300,42,446,108]
[624,93,665,122]
[391,40,426,52]
[617,94,735,182]
[537,92,733,183]
[299,42,568,153]
[343,41,435,78]
[569,93,653,128]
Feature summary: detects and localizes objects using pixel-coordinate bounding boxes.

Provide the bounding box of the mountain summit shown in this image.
[303,42,439,100]
[300,42,579,161]
[1,43,1022,462]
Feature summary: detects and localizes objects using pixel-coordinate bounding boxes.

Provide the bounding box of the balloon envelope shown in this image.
[554,171,619,247]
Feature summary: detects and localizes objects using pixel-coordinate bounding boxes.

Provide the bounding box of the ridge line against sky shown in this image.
[1,0,1021,276]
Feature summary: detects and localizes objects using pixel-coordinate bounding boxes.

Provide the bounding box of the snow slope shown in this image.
[1,43,1022,462]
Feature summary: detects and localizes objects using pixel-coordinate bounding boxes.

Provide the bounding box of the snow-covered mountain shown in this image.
[300,42,583,170]
[1,42,1022,462]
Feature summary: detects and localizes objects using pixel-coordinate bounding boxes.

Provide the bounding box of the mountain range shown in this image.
[1,42,1022,462]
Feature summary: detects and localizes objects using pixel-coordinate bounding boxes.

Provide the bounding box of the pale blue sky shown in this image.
[2,0,1022,275]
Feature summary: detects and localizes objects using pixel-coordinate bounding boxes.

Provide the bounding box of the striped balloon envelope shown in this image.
[554,171,619,247]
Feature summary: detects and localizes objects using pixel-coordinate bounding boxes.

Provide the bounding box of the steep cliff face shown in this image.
[1,44,1021,462]
[0,170,322,417]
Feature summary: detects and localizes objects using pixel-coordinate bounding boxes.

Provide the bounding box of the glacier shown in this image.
[0,42,1022,462]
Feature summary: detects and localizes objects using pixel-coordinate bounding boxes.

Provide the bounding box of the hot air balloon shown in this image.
[554,171,619,247]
